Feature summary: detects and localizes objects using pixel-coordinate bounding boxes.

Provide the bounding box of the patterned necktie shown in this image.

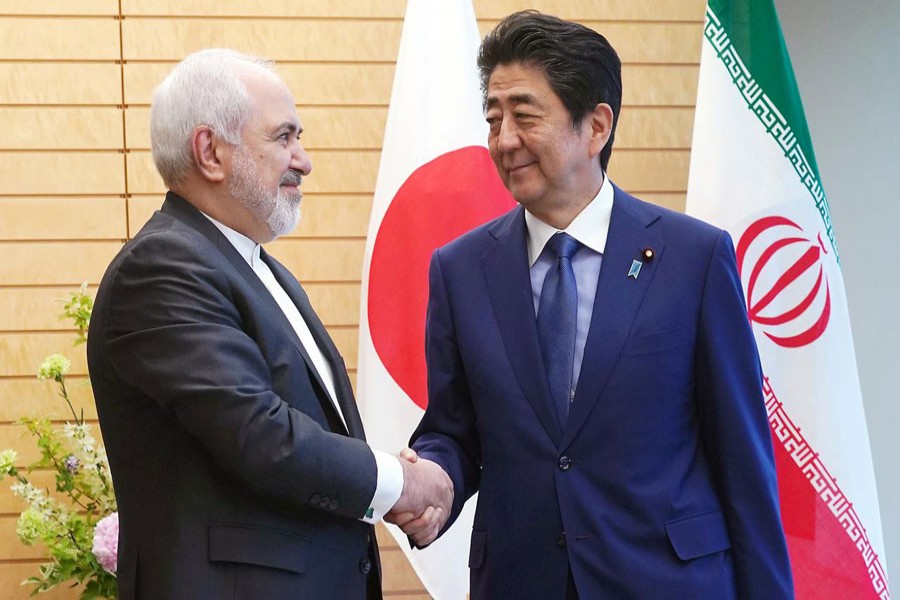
[537,232,580,426]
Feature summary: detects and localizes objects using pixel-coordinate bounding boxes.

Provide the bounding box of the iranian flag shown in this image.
[686,1,889,597]
[357,0,514,597]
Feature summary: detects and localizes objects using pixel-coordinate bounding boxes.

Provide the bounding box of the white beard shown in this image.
[229,146,301,238]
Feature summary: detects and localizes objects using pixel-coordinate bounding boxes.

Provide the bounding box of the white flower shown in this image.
[37,354,70,381]
[16,508,45,545]
[63,423,97,455]
[0,449,17,475]
[10,481,50,511]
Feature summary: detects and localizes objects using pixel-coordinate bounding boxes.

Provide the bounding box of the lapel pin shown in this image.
[642,247,655,261]
[627,260,642,279]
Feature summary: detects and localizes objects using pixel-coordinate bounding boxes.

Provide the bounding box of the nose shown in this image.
[291,140,312,176]
[495,118,522,154]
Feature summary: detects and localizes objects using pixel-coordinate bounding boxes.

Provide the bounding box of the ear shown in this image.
[587,103,614,159]
[190,125,228,183]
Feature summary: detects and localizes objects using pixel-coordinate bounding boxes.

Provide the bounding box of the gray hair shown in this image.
[150,48,275,188]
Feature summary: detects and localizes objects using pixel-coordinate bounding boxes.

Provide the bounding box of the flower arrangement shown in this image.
[0,287,118,599]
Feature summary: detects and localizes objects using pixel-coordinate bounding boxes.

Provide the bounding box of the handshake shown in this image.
[386,448,454,546]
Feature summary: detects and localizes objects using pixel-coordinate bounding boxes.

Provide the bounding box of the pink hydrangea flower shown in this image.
[92,512,118,573]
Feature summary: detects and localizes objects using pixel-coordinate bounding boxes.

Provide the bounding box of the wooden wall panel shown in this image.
[0,242,123,286]
[0,287,98,331]
[266,239,366,282]
[1,2,703,597]
[0,153,124,196]
[611,107,695,149]
[641,192,687,212]
[608,150,691,193]
[0,333,88,378]
[475,0,704,21]
[381,547,430,594]
[0,18,119,60]
[0,109,122,150]
[0,518,44,560]
[293,195,374,238]
[0,563,87,599]
[0,0,118,15]
[122,19,402,62]
[0,198,126,240]
[476,21,703,64]
[625,65,700,106]
[304,283,362,326]
[0,379,97,423]
[121,0,406,18]
[0,64,121,105]
[330,327,360,370]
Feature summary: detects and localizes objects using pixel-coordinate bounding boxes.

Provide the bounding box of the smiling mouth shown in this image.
[508,163,534,175]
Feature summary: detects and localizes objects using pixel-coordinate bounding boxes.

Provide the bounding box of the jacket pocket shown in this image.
[468,530,487,569]
[665,509,731,560]
[621,323,693,357]
[209,524,309,573]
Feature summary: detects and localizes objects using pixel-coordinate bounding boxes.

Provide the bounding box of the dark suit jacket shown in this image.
[411,186,794,599]
[87,193,381,599]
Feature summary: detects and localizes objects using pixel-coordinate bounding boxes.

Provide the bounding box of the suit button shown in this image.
[310,494,322,504]
[558,456,571,471]
[556,533,567,548]
[359,558,373,575]
[329,499,339,511]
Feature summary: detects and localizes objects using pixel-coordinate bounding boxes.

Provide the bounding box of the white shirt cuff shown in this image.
[362,450,404,523]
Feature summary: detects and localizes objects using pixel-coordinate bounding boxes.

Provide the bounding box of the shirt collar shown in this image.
[201,213,263,268]
[524,175,614,266]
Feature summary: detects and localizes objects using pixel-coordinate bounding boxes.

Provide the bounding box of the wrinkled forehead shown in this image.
[485,62,554,109]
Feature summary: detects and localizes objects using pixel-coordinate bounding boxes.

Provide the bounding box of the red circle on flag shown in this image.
[368,146,515,409]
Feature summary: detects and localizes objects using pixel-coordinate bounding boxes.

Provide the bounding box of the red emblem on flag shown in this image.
[736,216,831,348]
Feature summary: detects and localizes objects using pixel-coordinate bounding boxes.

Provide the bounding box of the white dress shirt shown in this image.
[525,175,614,396]
[204,215,403,524]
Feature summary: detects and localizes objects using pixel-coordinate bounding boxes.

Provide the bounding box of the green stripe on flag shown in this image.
[706,0,837,258]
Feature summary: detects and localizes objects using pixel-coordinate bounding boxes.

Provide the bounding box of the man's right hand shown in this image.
[385,450,453,546]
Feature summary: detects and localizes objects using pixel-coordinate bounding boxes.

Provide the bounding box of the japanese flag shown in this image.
[357,1,514,598]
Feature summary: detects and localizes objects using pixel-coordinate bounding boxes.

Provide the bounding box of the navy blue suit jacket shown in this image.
[411,187,793,599]
[88,193,381,599]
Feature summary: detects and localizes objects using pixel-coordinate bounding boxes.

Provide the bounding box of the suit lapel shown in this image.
[264,251,363,440]
[160,194,354,437]
[482,208,562,444]
[161,196,305,361]
[562,189,665,448]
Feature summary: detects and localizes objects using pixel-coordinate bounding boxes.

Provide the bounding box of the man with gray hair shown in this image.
[87,49,451,600]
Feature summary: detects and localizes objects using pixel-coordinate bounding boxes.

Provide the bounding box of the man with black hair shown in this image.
[403,11,793,599]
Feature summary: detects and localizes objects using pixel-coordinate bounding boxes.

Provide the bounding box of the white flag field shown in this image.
[357,1,513,598]
[686,0,889,598]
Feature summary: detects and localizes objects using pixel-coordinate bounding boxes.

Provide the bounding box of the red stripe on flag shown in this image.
[765,377,890,599]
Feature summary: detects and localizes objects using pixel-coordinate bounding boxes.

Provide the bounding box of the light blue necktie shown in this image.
[537,232,580,426]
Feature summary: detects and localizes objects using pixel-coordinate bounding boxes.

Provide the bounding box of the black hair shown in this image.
[478,10,622,171]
